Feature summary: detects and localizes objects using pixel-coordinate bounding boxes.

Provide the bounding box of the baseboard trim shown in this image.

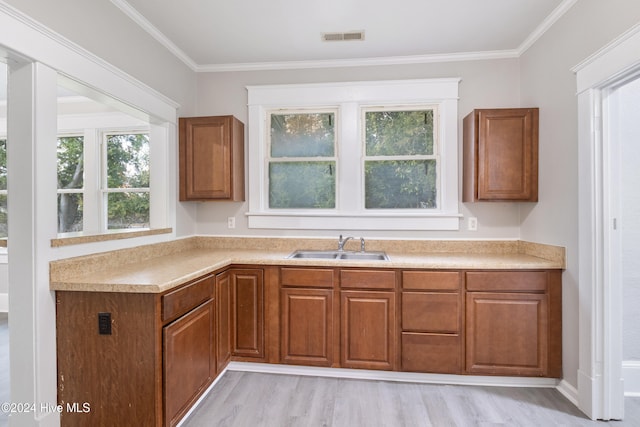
[226,362,560,388]
[0,293,7,313]
[623,361,640,396]
[557,378,580,406]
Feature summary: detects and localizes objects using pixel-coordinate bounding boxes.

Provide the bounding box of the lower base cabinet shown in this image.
[164,300,216,427]
[341,290,397,370]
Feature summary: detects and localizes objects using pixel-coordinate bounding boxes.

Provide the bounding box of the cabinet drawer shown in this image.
[340,270,396,290]
[401,332,460,374]
[281,268,334,288]
[162,275,214,322]
[466,271,548,292]
[402,271,460,291]
[402,292,459,333]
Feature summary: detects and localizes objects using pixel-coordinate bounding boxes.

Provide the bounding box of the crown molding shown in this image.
[110,0,199,71]
[516,0,578,55]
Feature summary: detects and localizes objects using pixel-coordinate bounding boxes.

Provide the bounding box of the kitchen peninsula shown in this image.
[51,236,564,427]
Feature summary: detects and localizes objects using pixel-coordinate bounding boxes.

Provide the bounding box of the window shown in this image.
[247,79,460,230]
[0,139,6,238]
[364,108,438,209]
[268,111,336,209]
[103,132,150,229]
[57,135,84,233]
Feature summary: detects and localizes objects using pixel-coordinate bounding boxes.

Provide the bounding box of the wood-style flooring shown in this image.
[182,371,640,427]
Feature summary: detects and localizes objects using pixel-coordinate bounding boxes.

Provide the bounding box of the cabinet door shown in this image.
[216,271,232,372]
[231,268,265,359]
[164,300,215,427]
[179,115,244,201]
[463,108,538,202]
[341,291,396,370]
[466,292,548,376]
[281,288,334,366]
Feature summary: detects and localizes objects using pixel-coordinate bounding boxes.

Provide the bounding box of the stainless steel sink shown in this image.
[287,250,389,261]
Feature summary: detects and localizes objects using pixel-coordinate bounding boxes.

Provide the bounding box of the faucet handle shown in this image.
[360,237,365,252]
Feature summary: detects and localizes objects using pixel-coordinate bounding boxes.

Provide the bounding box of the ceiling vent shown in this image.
[322,31,365,42]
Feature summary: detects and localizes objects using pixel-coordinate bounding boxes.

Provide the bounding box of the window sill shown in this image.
[246,212,461,230]
[51,228,173,248]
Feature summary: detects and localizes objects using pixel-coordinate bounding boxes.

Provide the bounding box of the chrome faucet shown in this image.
[360,237,366,252]
[337,234,354,251]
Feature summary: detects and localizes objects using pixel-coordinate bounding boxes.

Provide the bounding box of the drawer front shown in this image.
[402,292,460,333]
[340,270,396,290]
[281,268,334,288]
[401,332,461,374]
[162,275,214,322]
[465,271,548,292]
[402,271,460,291]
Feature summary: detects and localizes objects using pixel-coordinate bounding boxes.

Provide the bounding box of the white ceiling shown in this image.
[115,0,575,71]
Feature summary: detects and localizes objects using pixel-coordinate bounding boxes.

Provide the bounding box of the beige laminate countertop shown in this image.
[50,237,565,294]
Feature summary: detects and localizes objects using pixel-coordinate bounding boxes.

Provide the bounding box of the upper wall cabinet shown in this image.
[462,108,539,202]
[179,115,245,201]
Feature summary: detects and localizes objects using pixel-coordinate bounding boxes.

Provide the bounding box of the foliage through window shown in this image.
[57,136,84,233]
[364,108,437,209]
[104,133,150,229]
[268,112,336,209]
[0,139,6,238]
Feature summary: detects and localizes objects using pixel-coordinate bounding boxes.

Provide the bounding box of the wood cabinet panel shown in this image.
[466,292,548,376]
[340,269,396,290]
[164,300,216,427]
[216,271,232,372]
[281,267,335,288]
[401,292,460,333]
[56,292,162,427]
[466,271,548,292]
[341,290,396,370]
[281,288,334,366]
[162,275,214,322]
[402,271,460,291]
[463,108,538,202]
[231,268,265,358]
[179,115,244,201]
[401,332,461,374]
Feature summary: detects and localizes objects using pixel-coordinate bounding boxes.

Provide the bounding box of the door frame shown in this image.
[574,23,640,420]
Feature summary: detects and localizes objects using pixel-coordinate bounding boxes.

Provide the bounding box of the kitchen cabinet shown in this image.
[463,108,539,202]
[216,270,232,372]
[465,271,562,377]
[280,267,336,366]
[179,115,245,201]
[401,271,462,374]
[164,299,215,427]
[340,270,397,370]
[230,268,265,360]
[56,273,216,427]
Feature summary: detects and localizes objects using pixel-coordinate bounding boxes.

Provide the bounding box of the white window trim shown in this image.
[246,78,461,230]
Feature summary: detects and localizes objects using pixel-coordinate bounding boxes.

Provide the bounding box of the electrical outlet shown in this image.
[468,217,478,231]
[98,312,112,335]
[227,217,236,229]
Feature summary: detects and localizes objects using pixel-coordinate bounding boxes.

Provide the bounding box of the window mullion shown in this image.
[339,102,360,212]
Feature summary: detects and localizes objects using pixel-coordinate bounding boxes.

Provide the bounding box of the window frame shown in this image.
[247,78,461,230]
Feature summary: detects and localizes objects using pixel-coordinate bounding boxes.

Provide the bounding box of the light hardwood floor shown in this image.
[182,371,640,427]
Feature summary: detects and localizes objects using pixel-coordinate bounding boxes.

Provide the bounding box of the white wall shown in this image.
[518,0,640,390]
[194,59,524,239]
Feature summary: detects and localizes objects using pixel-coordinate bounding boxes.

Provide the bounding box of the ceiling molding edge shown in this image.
[516,0,578,55]
[195,50,520,73]
[110,0,199,71]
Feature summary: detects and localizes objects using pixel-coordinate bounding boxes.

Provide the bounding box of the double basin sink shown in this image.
[287,250,389,261]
